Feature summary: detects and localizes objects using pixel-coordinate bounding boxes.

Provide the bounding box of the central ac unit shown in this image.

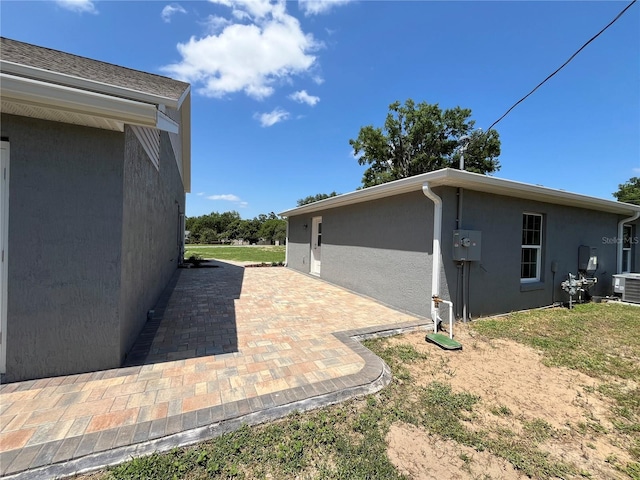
[612,273,640,304]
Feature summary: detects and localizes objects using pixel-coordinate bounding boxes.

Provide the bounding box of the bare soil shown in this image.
[384,326,634,479]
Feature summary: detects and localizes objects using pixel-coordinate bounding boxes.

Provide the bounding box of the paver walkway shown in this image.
[0,263,429,479]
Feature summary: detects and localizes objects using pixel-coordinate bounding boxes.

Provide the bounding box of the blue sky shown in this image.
[2,0,638,219]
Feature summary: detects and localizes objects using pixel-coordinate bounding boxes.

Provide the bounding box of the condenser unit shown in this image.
[612,273,640,304]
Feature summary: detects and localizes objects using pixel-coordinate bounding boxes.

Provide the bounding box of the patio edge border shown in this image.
[2,321,430,480]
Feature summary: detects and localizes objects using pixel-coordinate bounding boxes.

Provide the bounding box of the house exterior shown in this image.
[0,37,191,382]
[281,168,640,321]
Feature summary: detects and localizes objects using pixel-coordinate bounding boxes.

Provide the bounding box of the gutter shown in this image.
[618,211,640,273]
[0,60,183,109]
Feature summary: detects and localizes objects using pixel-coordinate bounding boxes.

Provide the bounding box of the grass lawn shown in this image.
[185,245,285,263]
[77,303,639,480]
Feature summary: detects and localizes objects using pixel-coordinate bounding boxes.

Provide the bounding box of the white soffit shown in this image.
[0,99,125,131]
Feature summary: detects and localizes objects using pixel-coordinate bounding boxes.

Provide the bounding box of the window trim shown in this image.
[622,224,632,273]
[521,212,543,283]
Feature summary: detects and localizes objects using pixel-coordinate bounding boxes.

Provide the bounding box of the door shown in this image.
[0,141,9,375]
[310,216,322,275]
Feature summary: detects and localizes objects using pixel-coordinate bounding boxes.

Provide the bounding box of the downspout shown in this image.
[422,182,448,332]
[617,211,640,273]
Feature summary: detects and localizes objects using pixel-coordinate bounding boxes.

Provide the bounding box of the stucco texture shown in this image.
[1,114,185,382]
[286,185,636,321]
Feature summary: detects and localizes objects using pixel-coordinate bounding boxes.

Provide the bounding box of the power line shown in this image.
[486,0,637,132]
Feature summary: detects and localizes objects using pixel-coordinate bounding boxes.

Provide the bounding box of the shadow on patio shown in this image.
[123,261,243,367]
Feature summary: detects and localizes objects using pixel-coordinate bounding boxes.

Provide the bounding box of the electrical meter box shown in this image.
[452,230,482,261]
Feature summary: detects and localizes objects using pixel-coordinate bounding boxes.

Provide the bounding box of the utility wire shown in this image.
[486,0,637,132]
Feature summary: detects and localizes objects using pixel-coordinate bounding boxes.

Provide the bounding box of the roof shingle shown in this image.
[1,37,189,102]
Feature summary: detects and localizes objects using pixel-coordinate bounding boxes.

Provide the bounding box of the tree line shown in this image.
[299,98,636,206]
[185,211,286,245]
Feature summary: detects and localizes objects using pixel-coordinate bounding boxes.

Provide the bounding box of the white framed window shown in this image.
[622,224,632,273]
[521,213,543,282]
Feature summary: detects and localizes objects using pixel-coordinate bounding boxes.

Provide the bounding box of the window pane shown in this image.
[623,226,632,249]
[521,248,538,279]
[623,250,630,273]
[522,214,542,246]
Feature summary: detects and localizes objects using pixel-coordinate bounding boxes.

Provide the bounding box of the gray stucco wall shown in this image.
[119,128,185,362]
[454,189,637,317]
[2,114,124,381]
[286,184,637,322]
[287,190,451,318]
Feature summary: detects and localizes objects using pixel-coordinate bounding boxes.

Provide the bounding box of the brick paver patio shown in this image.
[0,263,430,478]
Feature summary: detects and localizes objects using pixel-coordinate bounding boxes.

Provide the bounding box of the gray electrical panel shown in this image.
[453,230,482,261]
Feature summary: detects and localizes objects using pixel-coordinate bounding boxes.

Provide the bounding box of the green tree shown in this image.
[613,177,640,205]
[258,218,287,244]
[349,99,501,187]
[297,191,339,206]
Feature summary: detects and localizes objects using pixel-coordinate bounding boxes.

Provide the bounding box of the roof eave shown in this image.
[1,72,159,129]
[0,60,184,108]
[280,168,640,217]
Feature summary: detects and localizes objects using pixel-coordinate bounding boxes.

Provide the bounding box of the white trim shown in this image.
[0,141,9,374]
[280,168,640,218]
[0,60,182,108]
[521,213,543,283]
[622,224,633,273]
[618,213,640,273]
[156,110,179,134]
[310,216,322,275]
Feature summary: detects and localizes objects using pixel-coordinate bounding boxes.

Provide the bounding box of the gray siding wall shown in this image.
[444,189,633,317]
[119,128,185,362]
[287,190,451,318]
[2,114,124,381]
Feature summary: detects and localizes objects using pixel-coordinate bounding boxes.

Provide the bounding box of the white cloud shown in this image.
[298,0,353,16]
[196,192,205,196]
[162,4,187,23]
[254,108,290,127]
[207,194,241,201]
[633,167,640,174]
[162,0,322,100]
[56,0,97,14]
[203,15,232,34]
[289,90,320,106]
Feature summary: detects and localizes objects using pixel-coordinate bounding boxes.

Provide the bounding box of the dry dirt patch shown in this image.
[384,326,633,479]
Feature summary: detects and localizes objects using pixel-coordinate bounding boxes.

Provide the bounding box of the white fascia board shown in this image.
[1,60,180,108]
[280,168,640,217]
[428,169,640,215]
[156,110,179,134]
[180,92,191,193]
[1,73,158,128]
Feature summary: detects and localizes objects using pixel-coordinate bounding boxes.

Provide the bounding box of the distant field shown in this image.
[185,245,285,263]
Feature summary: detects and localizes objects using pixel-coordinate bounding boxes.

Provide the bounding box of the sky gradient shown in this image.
[2,0,638,219]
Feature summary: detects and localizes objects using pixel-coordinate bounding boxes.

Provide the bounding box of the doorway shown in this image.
[310,216,322,275]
